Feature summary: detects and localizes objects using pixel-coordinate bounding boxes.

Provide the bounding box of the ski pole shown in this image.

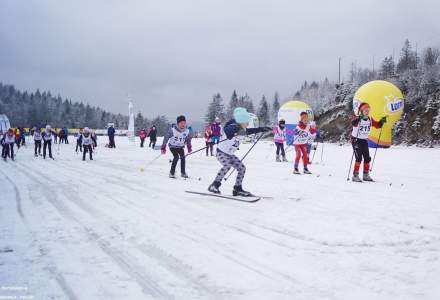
[346,147,356,181]
[144,153,163,168]
[185,139,226,158]
[370,126,383,172]
[320,141,324,163]
[347,119,361,181]
[310,142,318,163]
[224,132,265,181]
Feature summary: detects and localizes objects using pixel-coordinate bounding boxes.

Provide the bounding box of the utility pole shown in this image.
[338,57,341,84]
[372,55,375,73]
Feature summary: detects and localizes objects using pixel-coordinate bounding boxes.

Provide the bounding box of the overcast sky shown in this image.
[1,0,439,121]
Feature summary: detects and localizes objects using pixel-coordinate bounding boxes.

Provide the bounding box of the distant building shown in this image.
[0,114,11,133]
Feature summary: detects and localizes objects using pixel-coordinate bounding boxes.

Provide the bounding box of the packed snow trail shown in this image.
[1,137,440,299]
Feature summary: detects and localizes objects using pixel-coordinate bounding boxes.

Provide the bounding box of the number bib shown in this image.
[4,134,15,144]
[352,118,371,140]
[168,128,189,147]
[273,127,285,143]
[293,125,311,145]
[43,132,52,141]
[82,134,93,146]
[34,132,42,141]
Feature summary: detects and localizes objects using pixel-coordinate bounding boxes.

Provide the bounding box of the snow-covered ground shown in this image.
[1,136,440,300]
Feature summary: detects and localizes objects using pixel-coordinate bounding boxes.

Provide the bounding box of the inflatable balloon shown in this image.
[278,100,314,145]
[353,80,404,148]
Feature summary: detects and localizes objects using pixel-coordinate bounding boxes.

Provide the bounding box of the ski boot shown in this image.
[181,173,189,179]
[233,185,252,197]
[303,167,312,174]
[35,153,38,157]
[282,155,288,162]
[169,173,176,179]
[352,171,362,182]
[276,155,281,162]
[208,181,221,194]
[293,168,301,175]
[363,172,374,182]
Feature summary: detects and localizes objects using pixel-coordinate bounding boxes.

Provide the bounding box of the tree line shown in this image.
[0,83,171,135]
[205,90,281,126]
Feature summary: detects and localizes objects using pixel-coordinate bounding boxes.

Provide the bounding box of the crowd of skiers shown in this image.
[1,101,387,196]
[1,125,100,161]
[158,102,386,197]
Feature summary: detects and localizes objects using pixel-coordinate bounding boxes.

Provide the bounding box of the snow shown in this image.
[1,137,440,300]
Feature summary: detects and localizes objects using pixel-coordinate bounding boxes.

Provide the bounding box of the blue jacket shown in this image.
[107,127,115,137]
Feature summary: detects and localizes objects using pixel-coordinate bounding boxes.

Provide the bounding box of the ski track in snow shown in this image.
[1,137,440,300]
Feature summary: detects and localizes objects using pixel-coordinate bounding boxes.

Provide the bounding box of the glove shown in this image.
[161,144,166,154]
[379,116,387,126]
[187,144,192,153]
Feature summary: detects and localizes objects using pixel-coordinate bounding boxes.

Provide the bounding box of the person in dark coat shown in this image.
[107,125,116,148]
[148,125,157,148]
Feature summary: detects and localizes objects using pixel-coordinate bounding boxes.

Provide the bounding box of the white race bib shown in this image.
[352,118,371,140]
[168,128,189,147]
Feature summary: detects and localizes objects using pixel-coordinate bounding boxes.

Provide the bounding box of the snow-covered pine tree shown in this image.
[397,39,418,74]
[135,111,145,129]
[379,56,395,79]
[205,93,225,123]
[257,95,270,126]
[271,91,280,122]
[226,90,239,120]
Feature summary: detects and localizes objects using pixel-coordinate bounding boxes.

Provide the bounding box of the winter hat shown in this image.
[300,111,308,117]
[215,117,220,123]
[84,127,90,133]
[176,115,186,123]
[46,125,51,130]
[358,102,370,112]
[233,107,251,124]
[279,119,286,125]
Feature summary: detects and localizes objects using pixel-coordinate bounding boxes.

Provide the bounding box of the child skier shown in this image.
[351,102,386,182]
[211,117,222,145]
[148,126,157,148]
[273,119,288,162]
[161,115,192,178]
[42,125,55,160]
[33,126,42,157]
[204,125,214,156]
[78,127,97,161]
[293,112,317,174]
[1,128,16,161]
[208,107,271,196]
[139,128,147,148]
[75,128,83,153]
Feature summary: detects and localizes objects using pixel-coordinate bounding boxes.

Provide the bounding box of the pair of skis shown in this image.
[185,190,271,203]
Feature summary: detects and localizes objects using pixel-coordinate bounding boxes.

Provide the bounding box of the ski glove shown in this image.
[379,116,387,127]
[161,144,167,154]
[187,144,192,153]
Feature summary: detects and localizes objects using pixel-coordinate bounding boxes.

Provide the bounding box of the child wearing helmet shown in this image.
[351,102,387,182]
[208,107,271,197]
[273,119,288,162]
